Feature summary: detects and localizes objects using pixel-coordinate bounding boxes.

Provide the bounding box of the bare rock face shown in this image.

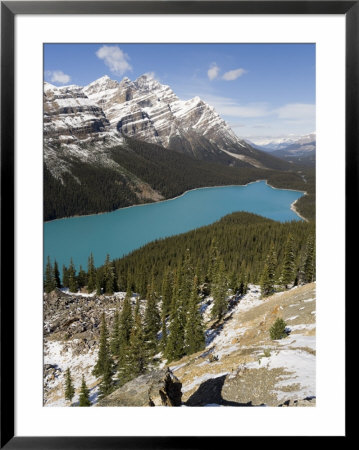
[97,368,182,407]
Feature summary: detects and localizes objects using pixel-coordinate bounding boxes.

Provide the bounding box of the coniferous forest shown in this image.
[42,46,317,407]
[45,211,315,395]
[44,138,315,222]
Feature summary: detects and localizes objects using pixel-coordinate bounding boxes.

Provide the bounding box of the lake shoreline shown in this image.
[45,179,306,224]
[290,197,309,222]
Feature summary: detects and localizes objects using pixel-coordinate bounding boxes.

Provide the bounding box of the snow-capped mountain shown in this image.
[82,74,247,157]
[44,73,285,171]
[248,133,316,153]
[43,74,296,220]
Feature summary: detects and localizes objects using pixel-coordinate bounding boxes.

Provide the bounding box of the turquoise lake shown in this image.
[44,181,303,270]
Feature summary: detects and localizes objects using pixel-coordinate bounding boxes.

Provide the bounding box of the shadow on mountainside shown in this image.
[185,375,261,407]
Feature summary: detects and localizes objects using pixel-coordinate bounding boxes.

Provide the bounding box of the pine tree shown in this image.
[68,258,78,293]
[119,284,133,346]
[165,268,186,362]
[64,367,75,403]
[53,260,61,288]
[87,253,97,293]
[78,375,91,406]
[260,244,277,297]
[228,270,239,294]
[117,286,134,385]
[103,254,115,295]
[110,310,121,358]
[92,313,113,378]
[303,234,315,283]
[185,275,205,355]
[98,359,115,400]
[180,249,194,309]
[211,257,228,320]
[280,234,295,288]
[62,264,69,289]
[77,265,87,290]
[127,299,147,378]
[270,318,287,340]
[44,256,55,293]
[96,269,103,295]
[161,268,172,319]
[207,238,219,285]
[144,285,161,356]
[160,312,167,351]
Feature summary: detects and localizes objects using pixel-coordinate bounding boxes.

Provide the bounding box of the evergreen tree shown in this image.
[161,268,172,318]
[165,268,186,362]
[78,375,91,406]
[144,286,161,356]
[103,254,115,295]
[44,256,55,293]
[53,260,61,289]
[260,244,277,297]
[64,367,75,403]
[117,286,134,384]
[280,233,295,288]
[127,299,147,378]
[98,359,115,400]
[185,275,205,355]
[228,270,239,294]
[92,313,113,378]
[180,249,194,309]
[87,253,97,292]
[119,284,134,346]
[62,264,69,289]
[207,238,219,285]
[303,234,315,283]
[68,258,78,293]
[270,318,287,340]
[160,312,167,351]
[211,257,228,320]
[238,273,248,296]
[110,310,121,358]
[77,265,87,290]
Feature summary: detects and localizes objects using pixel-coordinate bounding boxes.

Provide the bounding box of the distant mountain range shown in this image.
[247,133,316,166]
[43,74,307,220]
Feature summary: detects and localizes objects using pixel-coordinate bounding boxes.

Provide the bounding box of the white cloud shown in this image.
[207,63,220,81]
[222,68,247,81]
[274,103,315,121]
[96,45,132,75]
[46,70,71,84]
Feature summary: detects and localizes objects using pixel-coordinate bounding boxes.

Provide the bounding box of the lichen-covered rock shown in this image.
[97,368,182,407]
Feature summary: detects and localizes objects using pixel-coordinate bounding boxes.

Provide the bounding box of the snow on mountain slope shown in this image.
[171,282,316,406]
[43,282,315,407]
[44,74,255,165]
[248,133,316,153]
[83,74,248,155]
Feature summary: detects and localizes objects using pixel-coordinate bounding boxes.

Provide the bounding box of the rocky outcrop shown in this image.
[43,290,144,347]
[44,74,262,169]
[97,368,182,407]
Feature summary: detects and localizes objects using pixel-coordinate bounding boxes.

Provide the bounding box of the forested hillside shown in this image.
[44,138,314,221]
[49,212,315,300]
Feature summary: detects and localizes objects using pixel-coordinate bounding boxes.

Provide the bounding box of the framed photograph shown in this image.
[1,1,352,446]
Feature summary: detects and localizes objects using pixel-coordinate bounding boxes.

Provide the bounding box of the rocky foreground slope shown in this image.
[44,282,315,407]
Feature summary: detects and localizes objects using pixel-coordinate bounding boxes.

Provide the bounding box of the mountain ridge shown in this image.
[44,74,314,221]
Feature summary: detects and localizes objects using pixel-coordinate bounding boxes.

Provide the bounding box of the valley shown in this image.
[44,74,315,222]
[43,47,316,410]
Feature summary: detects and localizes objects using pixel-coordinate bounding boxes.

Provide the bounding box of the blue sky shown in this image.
[44,43,315,141]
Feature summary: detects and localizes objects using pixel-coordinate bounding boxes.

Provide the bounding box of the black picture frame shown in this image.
[1,1,353,447]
